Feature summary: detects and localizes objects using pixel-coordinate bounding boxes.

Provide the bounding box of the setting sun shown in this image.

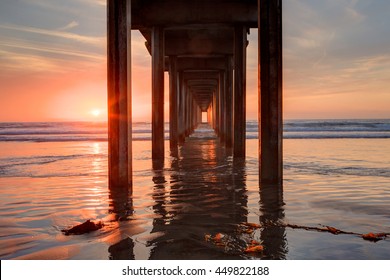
[91,109,102,117]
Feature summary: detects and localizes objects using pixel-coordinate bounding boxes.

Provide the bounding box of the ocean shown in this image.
[0,119,389,259]
[0,119,389,142]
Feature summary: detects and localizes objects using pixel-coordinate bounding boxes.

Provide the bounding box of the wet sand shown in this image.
[1,124,389,259]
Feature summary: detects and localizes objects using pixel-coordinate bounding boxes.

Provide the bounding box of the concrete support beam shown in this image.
[152,27,165,160]
[184,86,188,137]
[192,99,196,131]
[197,106,202,125]
[183,71,220,80]
[178,73,186,143]
[176,57,229,72]
[187,88,192,136]
[165,28,234,56]
[186,93,191,136]
[169,56,178,149]
[207,104,212,126]
[258,0,283,185]
[225,55,233,149]
[233,26,247,158]
[219,71,226,143]
[212,92,217,132]
[215,82,220,135]
[107,0,132,189]
[131,0,258,29]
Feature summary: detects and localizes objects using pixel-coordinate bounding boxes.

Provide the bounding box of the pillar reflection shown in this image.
[259,183,288,259]
[151,159,168,232]
[107,186,135,260]
[148,135,248,259]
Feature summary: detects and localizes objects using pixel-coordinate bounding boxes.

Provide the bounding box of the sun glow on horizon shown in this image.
[0,3,389,122]
[90,109,102,117]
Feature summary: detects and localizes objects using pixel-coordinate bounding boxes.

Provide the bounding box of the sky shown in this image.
[0,0,389,122]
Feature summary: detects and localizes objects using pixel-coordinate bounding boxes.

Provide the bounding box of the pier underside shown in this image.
[107,0,283,189]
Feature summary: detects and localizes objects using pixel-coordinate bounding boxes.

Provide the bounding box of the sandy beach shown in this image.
[0,121,389,259]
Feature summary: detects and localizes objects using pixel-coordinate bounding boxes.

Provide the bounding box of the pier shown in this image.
[107,0,283,189]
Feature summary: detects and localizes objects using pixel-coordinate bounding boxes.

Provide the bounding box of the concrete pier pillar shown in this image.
[215,81,220,136]
[152,27,165,160]
[178,73,186,143]
[212,92,217,132]
[197,106,202,126]
[192,97,195,132]
[207,104,212,125]
[233,26,247,158]
[225,55,233,149]
[194,100,197,130]
[189,97,192,133]
[185,86,190,137]
[192,99,196,131]
[107,0,132,189]
[209,103,213,128]
[258,0,283,185]
[169,56,178,149]
[219,70,226,143]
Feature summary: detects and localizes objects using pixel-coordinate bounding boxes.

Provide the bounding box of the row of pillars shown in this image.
[156,27,247,158]
[157,31,247,158]
[168,57,202,151]
[107,0,282,189]
[203,47,244,158]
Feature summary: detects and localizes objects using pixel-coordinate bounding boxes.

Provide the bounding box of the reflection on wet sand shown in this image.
[148,137,248,259]
[107,126,287,259]
[108,237,135,260]
[107,187,135,260]
[259,184,287,259]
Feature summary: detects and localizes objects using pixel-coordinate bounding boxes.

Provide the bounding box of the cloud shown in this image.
[20,0,105,16]
[0,24,104,46]
[0,20,105,75]
[58,20,79,31]
[0,48,61,73]
[84,0,106,6]
[20,0,82,16]
[0,40,104,61]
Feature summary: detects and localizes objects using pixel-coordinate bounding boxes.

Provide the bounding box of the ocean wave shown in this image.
[239,132,390,139]
[284,161,390,178]
[0,136,108,142]
[2,135,389,142]
[0,155,87,169]
[0,120,389,142]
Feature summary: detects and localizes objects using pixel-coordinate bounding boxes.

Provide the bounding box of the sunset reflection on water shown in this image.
[107,127,287,260]
[1,135,389,259]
